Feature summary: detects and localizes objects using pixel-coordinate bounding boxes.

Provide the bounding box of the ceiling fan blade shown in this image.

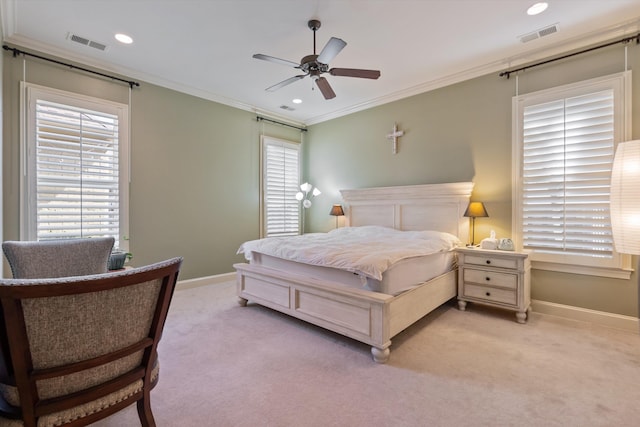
[266,75,306,92]
[329,68,381,79]
[253,54,300,68]
[316,37,347,64]
[315,77,336,99]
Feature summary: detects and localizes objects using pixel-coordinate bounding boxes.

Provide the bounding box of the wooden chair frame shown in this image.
[0,257,182,427]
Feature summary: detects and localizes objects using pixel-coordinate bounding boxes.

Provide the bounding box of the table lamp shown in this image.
[464,201,489,246]
[329,204,345,229]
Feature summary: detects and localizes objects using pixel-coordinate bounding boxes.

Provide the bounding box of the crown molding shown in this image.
[2,32,263,111]
[303,18,640,125]
[0,0,16,39]
[3,4,639,128]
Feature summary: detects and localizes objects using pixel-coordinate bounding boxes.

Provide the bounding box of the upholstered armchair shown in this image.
[0,257,182,427]
[2,237,115,279]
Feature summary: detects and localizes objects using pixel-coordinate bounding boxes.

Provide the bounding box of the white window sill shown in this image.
[532,260,632,280]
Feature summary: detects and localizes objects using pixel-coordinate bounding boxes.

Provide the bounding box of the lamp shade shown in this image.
[329,204,345,216]
[464,201,489,218]
[610,140,640,255]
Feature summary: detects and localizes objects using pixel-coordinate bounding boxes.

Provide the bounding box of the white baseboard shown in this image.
[177,272,235,290]
[532,299,639,334]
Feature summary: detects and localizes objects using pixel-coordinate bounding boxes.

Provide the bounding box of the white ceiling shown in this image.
[2,0,640,125]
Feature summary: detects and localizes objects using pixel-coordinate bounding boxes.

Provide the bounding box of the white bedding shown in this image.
[237,225,461,281]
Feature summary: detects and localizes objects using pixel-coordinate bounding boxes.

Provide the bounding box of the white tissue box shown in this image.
[480,238,498,250]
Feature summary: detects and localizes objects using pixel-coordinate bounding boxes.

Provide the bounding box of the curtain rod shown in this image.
[3,45,140,88]
[500,33,640,79]
[257,116,307,132]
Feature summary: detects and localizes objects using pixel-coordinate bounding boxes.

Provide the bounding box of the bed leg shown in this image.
[371,347,390,364]
[238,297,248,307]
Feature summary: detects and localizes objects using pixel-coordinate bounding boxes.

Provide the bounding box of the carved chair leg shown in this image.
[137,395,156,427]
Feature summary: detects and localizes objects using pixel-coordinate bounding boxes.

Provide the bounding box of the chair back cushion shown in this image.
[2,237,115,279]
[25,278,161,399]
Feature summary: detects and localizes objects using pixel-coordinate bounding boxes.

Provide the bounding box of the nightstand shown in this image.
[456,247,531,323]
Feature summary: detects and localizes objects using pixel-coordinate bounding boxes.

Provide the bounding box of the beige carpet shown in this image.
[93,280,640,427]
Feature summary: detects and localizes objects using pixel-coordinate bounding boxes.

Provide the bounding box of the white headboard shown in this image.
[340,182,474,241]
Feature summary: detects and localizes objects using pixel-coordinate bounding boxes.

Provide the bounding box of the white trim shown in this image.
[1,33,291,124]
[176,272,235,290]
[533,261,632,280]
[0,0,16,39]
[2,16,638,125]
[512,71,632,277]
[307,20,640,124]
[174,274,640,334]
[532,299,639,333]
[22,83,130,246]
[260,135,301,237]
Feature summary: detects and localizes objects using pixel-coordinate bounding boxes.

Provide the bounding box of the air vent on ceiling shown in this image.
[279,105,296,111]
[519,23,559,43]
[67,33,108,51]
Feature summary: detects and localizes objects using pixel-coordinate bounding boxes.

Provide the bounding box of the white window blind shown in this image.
[261,136,300,237]
[513,72,631,277]
[24,84,129,246]
[522,90,614,257]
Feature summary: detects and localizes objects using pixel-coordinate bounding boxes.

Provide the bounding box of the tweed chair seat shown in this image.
[0,258,182,427]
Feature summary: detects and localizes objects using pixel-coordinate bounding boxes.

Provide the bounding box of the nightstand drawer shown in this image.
[464,255,518,270]
[463,284,517,305]
[463,268,518,290]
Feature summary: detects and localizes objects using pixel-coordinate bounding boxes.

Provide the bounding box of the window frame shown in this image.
[512,71,632,279]
[21,82,130,249]
[260,135,301,237]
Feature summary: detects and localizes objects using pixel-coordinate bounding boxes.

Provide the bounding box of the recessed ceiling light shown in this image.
[292,98,302,104]
[527,2,548,16]
[115,33,133,44]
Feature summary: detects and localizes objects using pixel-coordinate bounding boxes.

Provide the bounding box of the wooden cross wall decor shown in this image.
[386,123,404,154]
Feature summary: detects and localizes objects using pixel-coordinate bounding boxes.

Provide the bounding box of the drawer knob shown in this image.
[486,260,491,265]
[485,277,491,281]
[485,292,491,296]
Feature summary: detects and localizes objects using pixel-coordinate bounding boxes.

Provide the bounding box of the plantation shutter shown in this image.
[263,137,300,236]
[521,89,615,258]
[34,99,121,241]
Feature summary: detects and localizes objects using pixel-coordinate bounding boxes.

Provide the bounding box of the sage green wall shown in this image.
[305,43,639,317]
[2,42,638,316]
[2,50,300,280]
[129,87,298,278]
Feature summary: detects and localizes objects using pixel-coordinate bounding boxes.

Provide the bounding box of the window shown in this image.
[512,72,631,278]
[23,83,129,248]
[260,136,301,237]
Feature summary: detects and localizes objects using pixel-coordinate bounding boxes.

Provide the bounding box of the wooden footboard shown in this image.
[234,262,457,363]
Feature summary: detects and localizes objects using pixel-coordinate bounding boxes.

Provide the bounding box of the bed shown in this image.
[234,182,474,363]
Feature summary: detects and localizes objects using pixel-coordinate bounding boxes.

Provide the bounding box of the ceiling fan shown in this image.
[253,19,381,100]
